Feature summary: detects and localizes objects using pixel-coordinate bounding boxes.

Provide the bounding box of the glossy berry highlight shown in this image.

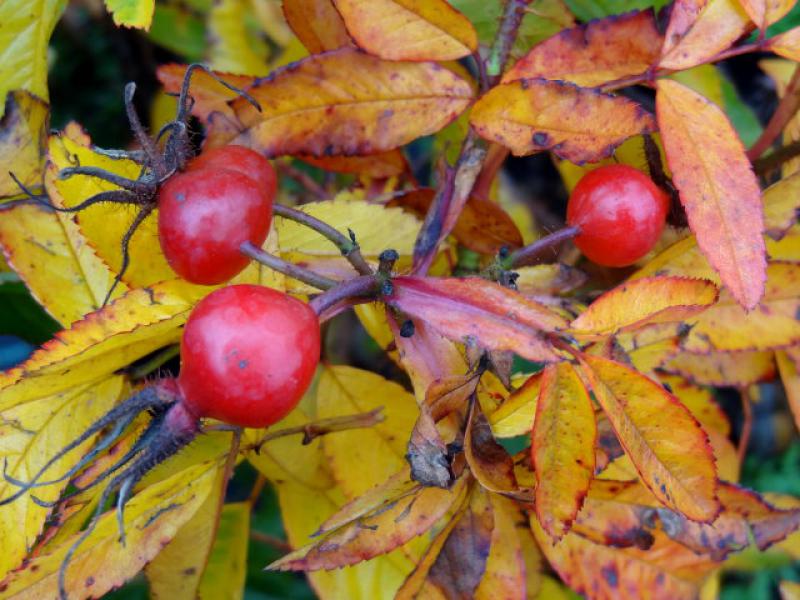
[566,164,670,267]
[178,284,321,428]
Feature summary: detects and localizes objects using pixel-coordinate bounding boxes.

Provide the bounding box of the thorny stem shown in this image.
[308,274,381,319]
[748,64,800,161]
[505,225,581,268]
[413,0,529,275]
[754,139,800,175]
[240,241,337,290]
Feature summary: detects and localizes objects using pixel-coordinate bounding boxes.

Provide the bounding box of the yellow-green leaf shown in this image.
[0,90,48,196]
[197,502,250,599]
[104,0,155,28]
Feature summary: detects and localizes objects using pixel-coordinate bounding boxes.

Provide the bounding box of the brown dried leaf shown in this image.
[465,399,517,493]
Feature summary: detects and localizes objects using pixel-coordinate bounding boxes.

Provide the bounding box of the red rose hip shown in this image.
[566,164,670,267]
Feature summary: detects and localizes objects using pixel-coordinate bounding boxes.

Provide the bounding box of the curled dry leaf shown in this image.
[470,79,655,164]
[659,0,752,70]
[229,48,474,157]
[388,276,566,362]
[332,0,478,61]
[465,398,517,493]
[570,276,718,337]
[579,355,719,522]
[502,10,662,88]
[533,362,596,540]
[407,407,454,488]
[656,79,766,310]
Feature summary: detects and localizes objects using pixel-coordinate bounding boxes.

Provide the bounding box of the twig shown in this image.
[272,204,373,276]
[250,408,385,453]
[277,161,328,201]
[749,65,800,161]
[308,274,380,317]
[753,139,800,175]
[486,0,533,84]
[505,225,581,268]
[240,241,337,290]
[250,530,293,553]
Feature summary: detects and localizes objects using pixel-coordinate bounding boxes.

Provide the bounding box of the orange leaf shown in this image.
[470,79,655,164]
[656,79,766,310]
[299,151,408,177]
[659,0,751,70]
[388,188,524,254]
[332,0,477,61]
[502,10,662,88]
[570,276,718,336]
[474,495,527,600]
[282,0,353,54]
[580,355,719,522]
[156,64,254,121]
[739,0,796,28]
[769,26,800,62]
[230,48,473,157]
[533,362,596,539]
[388,276,566,362]
[465,401,517,492]
[666,349,775,386]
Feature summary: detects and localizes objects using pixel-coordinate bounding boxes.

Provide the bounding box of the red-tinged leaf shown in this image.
[682,262,800,352]
[388,276,566,362]
[533,362,596,539]
[777,347,800,432]
[769,26,800,62]
[270,474,469,571]
[739,0,796,28]
[666,349,775,387]
[332,0,477,61]
[465,400,517,492]
[229,48,473,157]
[570,276,718,336]
[470,79,655,164]
[659,0,751,70]
[580,354,719,522]
[502,10,662,88]
[282,0,353,53]
[388,188,524,254]
[396,487,493,600]
[156,64,254,122]
[532,514,714,600]
[717,483,800,550]
[425,372,482,420]
[656,79,766,310]
[299,151,408,178]
[475,495,527,600]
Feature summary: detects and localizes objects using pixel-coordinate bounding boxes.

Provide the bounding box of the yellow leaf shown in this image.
[197,502,250,599]
[781,580,800,600]
[0,91,48,196]
[0,204,124,327]
[104,0,155,28]
[208,0,269,75]
[570,276,718,337]
[489,371,541,438]
[0,0,65,118]
[47,128,177,289]
[332,0,477,61]
[0,280,197,409]
[632,235,717,282]
[317,366,418,499]
[660,375,731,436]
[474,495,527,600]
[533,362,596,539]
[580,355,719,522]
[282,0,353,54]
[656,79,766,310]
[769,26,800,62]
[146,467,229,600]
[666,349,775,386]
[470,79,655,163]
[0,458,219,598]
[764,169,800,238]
[231,48,474,157]
[683,262,800,352]
[0,376,125,579]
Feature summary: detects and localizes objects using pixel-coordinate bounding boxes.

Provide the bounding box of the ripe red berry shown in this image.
[158,167,273,284]
[178,285,320,428]
[566,164,669,267]
[187,145,277,198]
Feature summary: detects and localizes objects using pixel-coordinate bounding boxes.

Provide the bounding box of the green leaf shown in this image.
[562,0,667,22]
[104,0,155,29]
[148,4,207,61]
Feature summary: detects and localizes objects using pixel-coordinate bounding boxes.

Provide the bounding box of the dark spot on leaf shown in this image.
[183,567,197,576]
[85,576,95,587]
[601,564,618,587]
[533,132,550,147]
